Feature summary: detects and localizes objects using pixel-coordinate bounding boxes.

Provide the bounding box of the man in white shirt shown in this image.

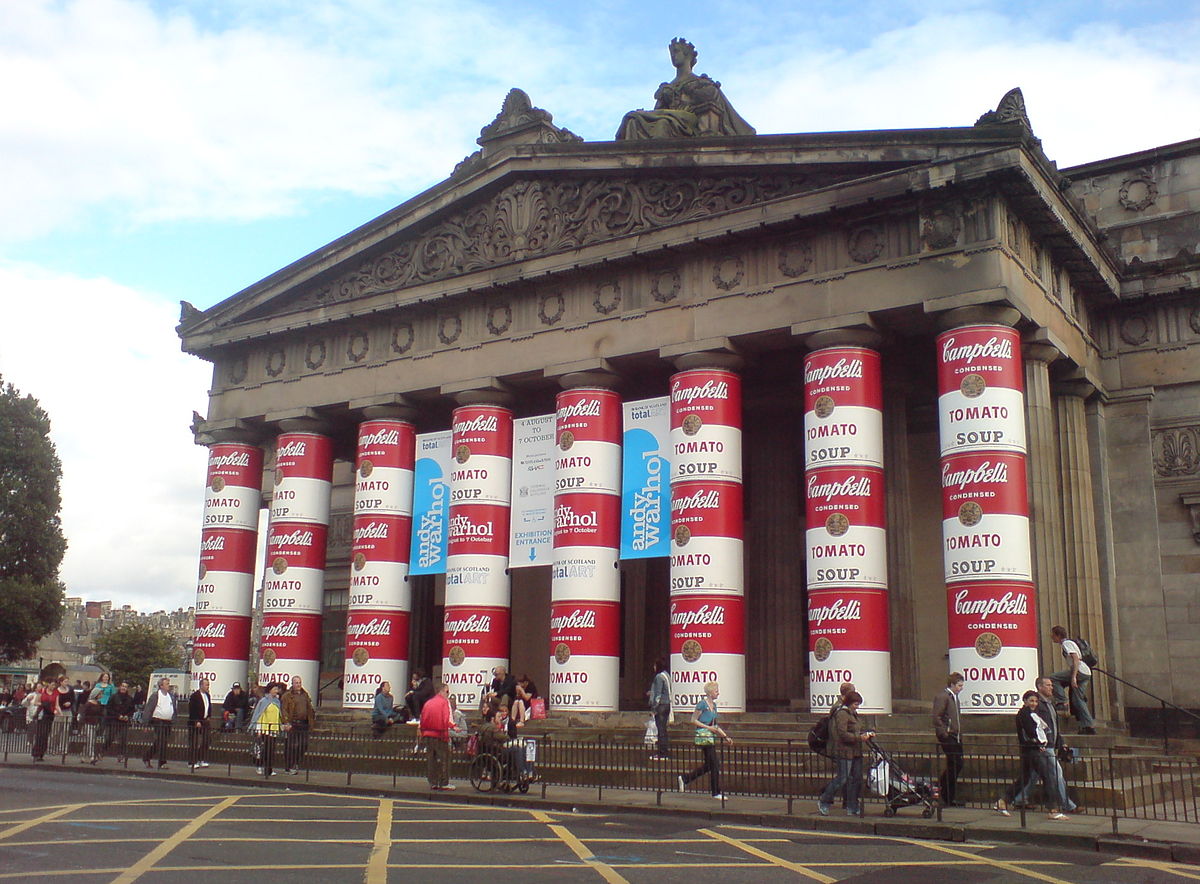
[188,678,213,769]
[1050,626,1096,734]
[142,678,176,769]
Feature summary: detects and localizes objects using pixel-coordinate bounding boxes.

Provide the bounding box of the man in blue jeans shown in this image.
[1050,626,1096,735]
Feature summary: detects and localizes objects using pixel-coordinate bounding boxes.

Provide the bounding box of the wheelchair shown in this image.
[467,733,537,794]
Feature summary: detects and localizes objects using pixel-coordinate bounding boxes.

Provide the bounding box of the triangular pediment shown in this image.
[180,127,1046,351]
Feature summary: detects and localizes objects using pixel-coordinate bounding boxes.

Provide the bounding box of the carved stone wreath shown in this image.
[228,356,248,385]
[1152,426,1200,478]
[438,313,462,345]
[1119,313,1152,346]
[486,302,512,336]
[847,226,884,264]
[921,208,961,251]
[778,239,813,277]
[347,331,370,363]
[594,281,621,315]
[293,173,812,309]
[650,268,681,303]
[538,292,565,326]
[712,256,744,291]
[391,322,414,355]
[1119,176,1158,212]
[305,340,327,371]
[265,348,286,378]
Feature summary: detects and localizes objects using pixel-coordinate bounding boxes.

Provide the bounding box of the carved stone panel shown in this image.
[1153,426,1200,480]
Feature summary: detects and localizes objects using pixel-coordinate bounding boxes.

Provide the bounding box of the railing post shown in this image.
[1109,747,1119,835]
[1161,700,1169,756]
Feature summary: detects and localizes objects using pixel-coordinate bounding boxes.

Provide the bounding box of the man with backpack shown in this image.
[1049,626,1096,735]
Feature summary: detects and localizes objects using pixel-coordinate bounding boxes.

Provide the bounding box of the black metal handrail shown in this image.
[1091,666,1200,754]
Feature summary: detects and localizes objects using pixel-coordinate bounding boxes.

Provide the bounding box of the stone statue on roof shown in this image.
[616,38,756,140]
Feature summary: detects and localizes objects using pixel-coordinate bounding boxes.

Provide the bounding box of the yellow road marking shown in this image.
[1113,858,1200,881]
[365,799,393,884]
[0,804,84,841]
[897,838,1075,884]
[108,796,239,884]
[529,810,629,884]
[699,828,837,883]
[0,793,271,816]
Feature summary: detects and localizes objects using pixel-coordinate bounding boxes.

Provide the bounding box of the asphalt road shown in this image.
[1,770,1196,883]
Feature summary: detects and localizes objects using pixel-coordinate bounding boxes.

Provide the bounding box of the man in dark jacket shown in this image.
[280,676,315,774]
[403,670,434,721]
[188,678,213,769]
[223,683,249,731]
[103,681,137,762]
[932,672,965,805]
[817,691,874,816]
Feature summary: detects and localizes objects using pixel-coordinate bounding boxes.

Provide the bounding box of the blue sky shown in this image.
[1,0,1197,611]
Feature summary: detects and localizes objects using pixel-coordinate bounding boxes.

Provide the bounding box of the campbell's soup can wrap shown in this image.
[805,466,886,528]
[192,615,253,664]
[451,405,513,459]
[269,477,332,525]
[809,650,892,714]
[941,452,1031,582]
[953,644,1040,715]
[556,388,621,444]
[447,503,510,558]
[258,659,320,693]
[356,420,416,472]
[442,605,510,708]
[351,514,412,565]
[344,609,409,663]
[449,454,512,507]
[947,579,1038,715]
[342,658,408,710]
[554,493,621,549]
[204,443,262,530]
[274,432,334,481]
[198,527,258,577]
[551,547,620,602]
[548,600,620,656]
[348,560,412,611]
[554,443,621,496]
[353,465,415,518]
[672,480,743,537]
[190,658,248,695]
[444,556,510,609]
[671,654,746,714]
[195,569,254,617]
[937,325,1026,455]
[804,347,884,469]
[547,654,618,712]
[266,521,328,571]
[670,369,742,485]
[259,612,323,680]
[807,588,890,652]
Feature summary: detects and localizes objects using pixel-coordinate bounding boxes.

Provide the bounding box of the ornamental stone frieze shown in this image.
[1152,425,1200,481]
[293,174,812,309]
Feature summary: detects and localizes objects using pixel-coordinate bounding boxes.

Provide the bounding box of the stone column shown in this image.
[1054,378,1110,719]
[881,377,918,700]
[1022,341,1068,673]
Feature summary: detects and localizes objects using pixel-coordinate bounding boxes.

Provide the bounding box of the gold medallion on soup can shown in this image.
[272,557,289,575]
[958,501,983,527]
[454,445,471,464]
[359,460,373,478]
[673,525,691,546]
[681,414,702,436]
[961,373,986,398]
[262,648,277,666]
[975,632,1002,659]
[558,431,574,451]
[681,640,703,663]
[352,647,370,666]
[210,476,226,492]
[813,395,835,419]
[448,646,466,667]
[825,513,850,537]
[814,637,833,662]
[554,643,571,665]
[353,553,367,571]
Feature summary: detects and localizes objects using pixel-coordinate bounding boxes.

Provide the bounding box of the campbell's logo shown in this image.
[671,489,721,511]
[199,535,227,552]
[942,460,1009,491]
[262,620,300,639]
[808,597,863,626]
[276,440,308,458]
[453,415,499,435]
[194,623,228,639]
[448,515,494,538]
[209,451,251,469]
[954,589,1028,621]
[804,358,864,386]
[360,428,402,448]
[445,613,491,635]
[558,399,602,419]
[941,334,1013,366]
[671,380,730,404]
[670,603,726,628]
[550,609,597,630]
[353,521,390,541]
[806,474,872,502]
[270,529,316,548]
[555,505,597,529]
[347,617,392,638]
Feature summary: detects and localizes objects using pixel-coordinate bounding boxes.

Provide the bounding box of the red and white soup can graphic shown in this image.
[937,325,1026,455]
[804,347,883,469]
[670,369,742,485]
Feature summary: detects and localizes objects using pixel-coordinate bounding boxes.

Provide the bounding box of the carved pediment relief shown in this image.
[246,171,819,321]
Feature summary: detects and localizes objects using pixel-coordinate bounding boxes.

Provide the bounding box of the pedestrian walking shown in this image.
[677,681,731,800]
[648,658,672,761]
[281,676,315,774]
[188,678,213,769]
[933,672,965,805]
[1050,626,1096,734]
[142,677,176,769]
[817,691,873,816]
[993,688,1071,820]
[419,682,455,791]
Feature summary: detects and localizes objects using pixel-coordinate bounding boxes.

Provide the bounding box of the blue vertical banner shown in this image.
[509,414,556,568]
[409,430,452,575]
[620,396,670,559]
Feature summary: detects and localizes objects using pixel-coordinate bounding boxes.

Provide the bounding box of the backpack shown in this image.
[1073,637,1099,669]
[807,702,840,755]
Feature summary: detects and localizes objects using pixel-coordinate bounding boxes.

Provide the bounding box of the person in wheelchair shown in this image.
[471,699,534,792]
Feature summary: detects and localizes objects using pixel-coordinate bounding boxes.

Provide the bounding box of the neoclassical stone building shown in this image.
[180,68,1199,726]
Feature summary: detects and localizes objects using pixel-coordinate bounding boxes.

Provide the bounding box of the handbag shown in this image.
[694,729,716,746]
[644,718,658,744]
[529,697,546,720]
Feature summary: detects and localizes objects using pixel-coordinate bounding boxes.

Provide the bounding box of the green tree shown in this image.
[0,375,67,663]
[93,622,181,687]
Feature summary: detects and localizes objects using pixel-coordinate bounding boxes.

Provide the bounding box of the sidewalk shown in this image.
[5,757,1198,865]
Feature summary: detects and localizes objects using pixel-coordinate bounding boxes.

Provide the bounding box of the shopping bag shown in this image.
[644,718,658,745]
[529,697,547,720]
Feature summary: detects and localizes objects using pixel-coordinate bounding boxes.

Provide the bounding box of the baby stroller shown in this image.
[866,739,939,818]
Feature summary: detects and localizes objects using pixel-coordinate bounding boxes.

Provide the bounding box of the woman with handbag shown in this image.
[248,682,283,776]
[677,681,731,800]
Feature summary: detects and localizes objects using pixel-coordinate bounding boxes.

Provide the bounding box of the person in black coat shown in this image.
[188,678,213,769]
[103,682,137,762]
[223,683,250,732]
[403,670,434,721]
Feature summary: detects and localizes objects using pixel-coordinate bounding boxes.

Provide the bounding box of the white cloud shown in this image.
[0,261,211,611]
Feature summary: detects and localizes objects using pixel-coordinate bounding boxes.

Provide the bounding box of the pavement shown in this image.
[3,755,1198,867]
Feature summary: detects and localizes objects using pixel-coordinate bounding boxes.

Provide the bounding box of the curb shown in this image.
[4,760,1196,866]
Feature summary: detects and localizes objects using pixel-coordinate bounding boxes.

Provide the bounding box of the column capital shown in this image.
[1180,493,1200,545]
[441,377,514,408]
[545,358,621,390]
[1052,366,1103,401]
[791,313,882,350]
[934,303,1023,332]
[660,338,743,372]
[350,394,418,423]
[265,409,332,436]
[196,418,263,446]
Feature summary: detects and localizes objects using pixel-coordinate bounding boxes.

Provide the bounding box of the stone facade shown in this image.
[179,86,1200,722]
